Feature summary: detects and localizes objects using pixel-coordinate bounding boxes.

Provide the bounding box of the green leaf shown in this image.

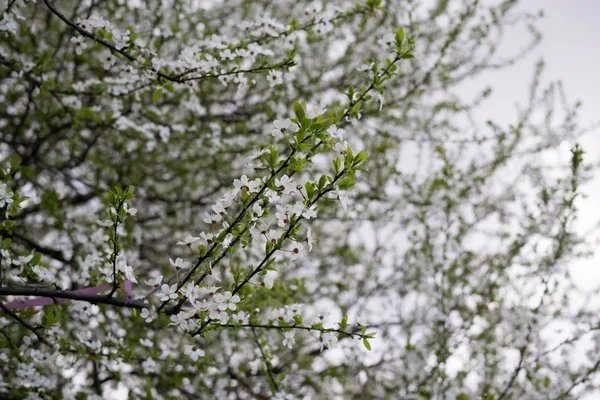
[41,189,61,218]
[42,306,62,326]
[152,88,162,104]
[269,146,279,167]
[345,147,354,163]
[293,101,306,122]
[366,0,382,8]
[332,158,342,174]
[395,28,405,47]
[124,185,135,200]
[91,83,107,94]
[541,188,550,205]
[362,338,371,351]
[232,223,246,236]
[289,158,305,172]
[347,85,355,100]
[305,182,315,200]
[350,102,362,116]
[298,143,311,153]
[318,175,329,190]
[337,177,355,190]
[340,315,348,329]
[263,258,276,271]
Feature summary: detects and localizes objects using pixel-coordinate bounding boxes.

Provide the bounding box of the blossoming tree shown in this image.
[1,0,599,398]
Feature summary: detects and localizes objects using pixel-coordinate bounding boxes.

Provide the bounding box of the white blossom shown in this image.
[321,332,338,350]
[123,264,138,283]
[258,270,278,289]
[275,205,290,227]
[231,311,250,325]
[70,36,88,55]
[159,284,179,301]
[251,203,264,221]
[305,101,326,119]
[302,207,317,220]
[184,344,205,361]
[123,202,137,216]
[169,257,191,270]
[246,148,268,163]
[271,119,299,138]
[335,187,349,210]
[212,202,226,215]
[274,175,295,195]
[219,49,236,60]
[199,232,214,246]
[289,242,304,260]
[267,69,283,87]
[145,275,163,287]
[177,235,200,245]
[306,228,315,252]
[140,307,157,323]
[102,52,115,70]
[233,175,252,192]
[214,291,240,311]
[327,125,345,140]
[203,212,222,225]
[269,229,283,244]
[13,254,33,266]
[32,265,53,282]
[333,140,349,153]
[283,331,296,349]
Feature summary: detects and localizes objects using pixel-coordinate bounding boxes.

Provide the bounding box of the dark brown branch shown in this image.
[10,232,70,264]
[0,286,177,314]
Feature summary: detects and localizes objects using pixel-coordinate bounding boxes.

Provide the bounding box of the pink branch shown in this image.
[0,281,177,314]
[2,284,111,309]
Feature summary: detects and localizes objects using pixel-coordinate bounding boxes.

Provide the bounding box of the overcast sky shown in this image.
[474,2,600,396]
[463,0,600,291]
[518,1,600,291]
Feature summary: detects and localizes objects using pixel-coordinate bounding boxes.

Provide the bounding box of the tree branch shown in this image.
[0,301,51,346]
[0,286,177,315]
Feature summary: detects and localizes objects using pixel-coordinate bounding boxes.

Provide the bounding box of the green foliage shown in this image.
[0,0,597,399]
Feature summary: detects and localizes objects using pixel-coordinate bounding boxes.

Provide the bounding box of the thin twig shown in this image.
[0,301,51,346]
[252,327,279,394]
